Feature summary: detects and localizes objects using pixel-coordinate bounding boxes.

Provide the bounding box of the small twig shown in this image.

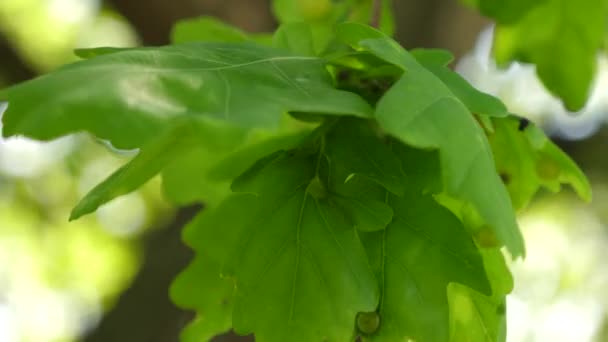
[370,0,382,28]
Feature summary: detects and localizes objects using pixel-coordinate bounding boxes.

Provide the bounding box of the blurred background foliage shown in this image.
[0,0,606,341]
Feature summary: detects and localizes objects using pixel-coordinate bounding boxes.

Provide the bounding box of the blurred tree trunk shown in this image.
[106,0,275,45]
[0,35,36,83]
[84,206,200,342]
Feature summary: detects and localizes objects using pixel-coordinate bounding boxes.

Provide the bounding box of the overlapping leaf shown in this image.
[336,23,525,257]
[171,193,260,340]
[272,0,394,54]
[1,42,374,214]
[226,152,378,341]
[412,48,508,117]
[360,192,491,341]
[447,247,513,342]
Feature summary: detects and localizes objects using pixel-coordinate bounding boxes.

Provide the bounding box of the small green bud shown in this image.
[357,311,380,335]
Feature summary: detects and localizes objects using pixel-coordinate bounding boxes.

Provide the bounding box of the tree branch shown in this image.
[0,34,37,84]
[370,0,382,28]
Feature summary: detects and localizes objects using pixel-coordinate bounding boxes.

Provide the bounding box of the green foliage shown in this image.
[0,1,594,341]
[466,0,608,111]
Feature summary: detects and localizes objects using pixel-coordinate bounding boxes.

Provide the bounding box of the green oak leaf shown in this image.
[492,0,607,111]
[489,116,591,210]
[336,22,525,257]
[0,42,372,150]
[273,22,316,56]
[360,192,491,342]
[171,193,260,341]
[171,16,249,44]
[412,48,508,117]
[228,152,378,341]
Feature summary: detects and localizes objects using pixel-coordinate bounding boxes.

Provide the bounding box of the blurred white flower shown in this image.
[0,111,74,178]
[457,27,608,140]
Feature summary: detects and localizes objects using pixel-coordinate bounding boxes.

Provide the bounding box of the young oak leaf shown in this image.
[446,247,513,342]
[489,116,591,210]
[227,152,378,342]
[336,22,525,257]
[447,283,507,342]
[360,192,491,342]
[0,42,372,150]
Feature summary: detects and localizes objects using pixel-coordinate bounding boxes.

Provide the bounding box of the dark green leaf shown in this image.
[361,193,491,341]
[324,119,406,195]
[333,196,393,232]
[229,152,378,341]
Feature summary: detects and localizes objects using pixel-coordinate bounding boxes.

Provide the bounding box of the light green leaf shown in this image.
[74,47,125,59]
[170,16,249,44]
[171,193,259,341]
[492,0,607,110]
[462,0,546,24]
[336,23,525,257]
[411,48,454,66]
[70,117,247,219]
[413,48,508,117]
[1,42,372,150]
[163,127,310,206]
[489,116,591,209]
[447,283,506,342]
[273,22,316,56]
[170,255,234,342]
[361,193,491,341]
[229,152,378,341]
[446,247,512,342]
